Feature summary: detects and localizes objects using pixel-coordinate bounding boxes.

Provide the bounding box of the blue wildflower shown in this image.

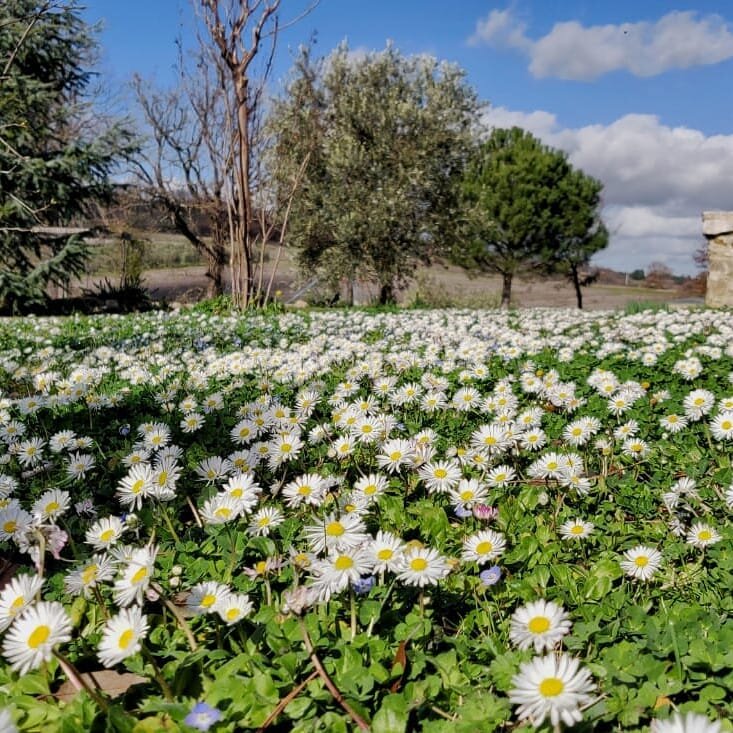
[184,702,221,731]
[480,566,502,587]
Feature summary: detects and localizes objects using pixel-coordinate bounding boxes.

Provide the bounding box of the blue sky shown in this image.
[82,0,733,274]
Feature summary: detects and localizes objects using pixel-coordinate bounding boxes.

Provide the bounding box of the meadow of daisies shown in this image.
[0,304,732,732]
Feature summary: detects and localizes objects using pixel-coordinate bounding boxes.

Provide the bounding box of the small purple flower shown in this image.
[352,575,375,596]
[473,504,498,521]
[119,424,131,437]
[479,566,502,587]
[454,505,473,519]
[185,702,221,731]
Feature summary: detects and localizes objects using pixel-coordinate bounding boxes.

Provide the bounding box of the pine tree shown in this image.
[0,0,136,312]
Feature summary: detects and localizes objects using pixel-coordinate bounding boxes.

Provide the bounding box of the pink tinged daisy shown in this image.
[116,464,154,511]
[97,606,149,668]
[397,546,450,587]
[113,546,158,607]
[186,582,231,615]
[461,530,507,565]
[0,573,44,632]
[509,653,595,728]
[2,601,72,674]
[686,522,721,549]
[620,545,663,581]
[216,593,254,625]
[31,489,71,522]
[248,506,284,537]
[509,600,572,652]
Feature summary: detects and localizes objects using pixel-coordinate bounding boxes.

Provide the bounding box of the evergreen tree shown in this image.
[0,0,136,312]
[455,127,607,308]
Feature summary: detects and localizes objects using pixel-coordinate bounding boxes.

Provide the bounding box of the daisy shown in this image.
[2,601,72,674]
[113,546,158,607]
[180,413,204,433]
[216,593,254,625]
[230,419,257,445]
[486,464,516,488]
[461,530,507,565]
[651,711,722,733]
[370,530,405,573]
[186,581,231,615]
[97,606,149,668]
[332,434,356,460]
[221,472,260,513]
[418,460,462,494]
[116,464,154,510]
[282,473,328,508]
[199,494,242,525]
[150,455,181,500]
[49,430,76,453]
[620,545,663,581]
[683,389,715,420]
[376,438,415,473]
[397,546,450,587]
[64,554,115,597]
[15,438,45,467]
[0,504,33,542]
[248,506,284,537]
[509,600,572,652]
[310,547,375,601]
[196,456,233,484]
[267,431,304,468]
[520,428,547,451]
[686,522,721,548]
[0,573,44,632]
[559,519,594,540]
[31,489,70,522]
[660,413,688,434]
[509,653,595,728]
[710,411,733,441]
[448,478,489,509]
[353,473,389,503]
[85,515,125,550]
[303,512,369,554]
[66,452,95,480]
[0,708,17,733]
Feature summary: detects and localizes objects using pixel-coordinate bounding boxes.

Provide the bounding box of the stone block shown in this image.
[702,211,733,237]
[706,241,733,308]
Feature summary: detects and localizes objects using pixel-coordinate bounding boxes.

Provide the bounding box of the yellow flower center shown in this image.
[475,541,493,555]
[528,616,551,634]
[363,484,377,495]
[131,479,144,494]
[229,488,243,498]
[377,548,393,561]
[389,451,402,461]
[226,608,240,621]
[118,629,134,649]
[334,556,354,570]
[201,594,217,608]
[258,517,271,527]
[325,521,344,537]
[131,567,148,584]
[539,677,564,697]
[45,501,60,514]
[3,520,17,533]
[698,530,712,541]
[298,485,312,495]
[410,558,428,572]
[434,468,447,479]
[484,437,497,445]
[82,564,98,585]
[215,507,232,519]
[99,529,115,543]
[722,421,732,430]
[634,556,649,567]
[570,525,584,535]
[255,560,268,575]
[28,625,50,649]
[460,491,475,501]
[281,443,292,453]
[10,596,25,613]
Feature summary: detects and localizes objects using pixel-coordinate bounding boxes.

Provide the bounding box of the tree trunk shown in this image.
[379,281,395,305]
[571,263,583,309]
[205,251,224,298]
[233,71,253,307]
[500,272,513,308]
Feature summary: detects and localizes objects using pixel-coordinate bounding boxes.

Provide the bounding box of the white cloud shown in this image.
[470,9,733,80]
[481,107,733,273]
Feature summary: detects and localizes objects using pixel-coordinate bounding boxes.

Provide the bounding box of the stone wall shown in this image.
[702,211,733,308]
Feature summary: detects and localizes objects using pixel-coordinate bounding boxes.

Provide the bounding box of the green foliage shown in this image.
[454,127,607,307]
[270,43,482,304]
[0,0,137,312]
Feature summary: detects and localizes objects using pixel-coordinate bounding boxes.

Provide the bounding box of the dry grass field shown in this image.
[80,236,689,310]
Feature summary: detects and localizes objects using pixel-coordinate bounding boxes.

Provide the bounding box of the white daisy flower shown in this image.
[199,494,242,525]
[2,601,72,674]
[461,530,506,565]
[686,522,721,548]
[116,464,154,510]
[651,711,722,733]
[248,506,284,537]
[113,546,158,607]
[216,593,254,625]
[31,489,70,522]
[509,653,595,728]
[0,504,33,542]
[85,515,125,550]
[397,546,450,587]
[559,519,594,540]
[186,581,231,615]
[0,573,44,632]
[509,600,572,652]
[352,473,389,503]
[620,545,663,581]
[97,606,149,668]
[369,530,405,573]
[0,707,17,733]
[64,554,115,598]
[303,512,369,554]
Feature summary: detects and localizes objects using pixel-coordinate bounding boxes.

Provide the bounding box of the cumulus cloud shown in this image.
[481,107,733,273]
[470,9,733,80]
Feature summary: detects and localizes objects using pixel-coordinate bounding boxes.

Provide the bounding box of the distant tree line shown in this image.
[1,0,609,312]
